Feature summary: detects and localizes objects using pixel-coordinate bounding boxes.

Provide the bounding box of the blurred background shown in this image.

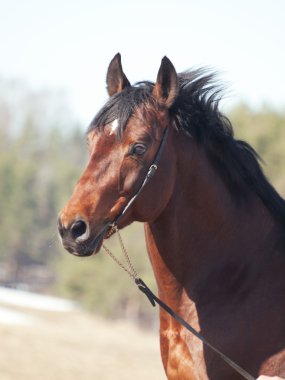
[0,0,284,379]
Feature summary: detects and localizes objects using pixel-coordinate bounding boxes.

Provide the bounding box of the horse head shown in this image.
[58,53,178,256]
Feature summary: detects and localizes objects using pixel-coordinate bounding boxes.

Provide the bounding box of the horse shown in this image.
[58,53,285,379]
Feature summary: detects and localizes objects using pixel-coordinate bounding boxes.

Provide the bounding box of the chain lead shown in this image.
[102,225,138,281]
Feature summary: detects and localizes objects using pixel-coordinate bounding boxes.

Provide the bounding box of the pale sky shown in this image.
[0,0,284,125]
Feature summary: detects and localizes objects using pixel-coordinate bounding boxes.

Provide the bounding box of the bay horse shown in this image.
[58,53,285,379]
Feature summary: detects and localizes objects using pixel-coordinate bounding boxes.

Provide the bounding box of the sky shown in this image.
[0,0,284,126]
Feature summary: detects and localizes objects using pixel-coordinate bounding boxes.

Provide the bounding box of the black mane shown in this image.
[88,69,285,228]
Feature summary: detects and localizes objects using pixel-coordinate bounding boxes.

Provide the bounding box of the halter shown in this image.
[111,126,169,228]
[102,125,256,380]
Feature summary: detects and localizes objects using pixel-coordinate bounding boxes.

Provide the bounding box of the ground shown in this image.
[0,287,165,380]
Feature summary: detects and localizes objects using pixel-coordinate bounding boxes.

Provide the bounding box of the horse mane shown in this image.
[88,69,285,228]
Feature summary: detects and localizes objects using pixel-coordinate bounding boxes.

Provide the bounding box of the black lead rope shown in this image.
[135,278,256,380]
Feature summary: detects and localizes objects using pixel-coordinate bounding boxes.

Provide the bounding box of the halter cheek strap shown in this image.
[112,126,169,227]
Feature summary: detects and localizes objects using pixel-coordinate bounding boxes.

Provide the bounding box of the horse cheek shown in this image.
[118,160,141,195]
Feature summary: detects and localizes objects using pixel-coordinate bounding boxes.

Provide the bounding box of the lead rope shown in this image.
[102,228,256,380]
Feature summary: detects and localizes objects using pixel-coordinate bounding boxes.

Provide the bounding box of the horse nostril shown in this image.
[70,220,88,240]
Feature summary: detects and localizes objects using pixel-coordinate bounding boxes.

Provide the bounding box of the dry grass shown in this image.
[0,306,165,380]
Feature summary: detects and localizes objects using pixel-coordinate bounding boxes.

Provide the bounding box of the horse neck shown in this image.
[144,136,279,305]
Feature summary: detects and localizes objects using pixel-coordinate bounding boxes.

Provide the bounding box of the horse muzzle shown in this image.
[57,217,109,257]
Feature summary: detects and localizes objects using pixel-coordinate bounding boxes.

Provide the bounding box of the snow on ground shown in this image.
[0,286,76,312]
[0,286,77,325]
[0,306,37,325]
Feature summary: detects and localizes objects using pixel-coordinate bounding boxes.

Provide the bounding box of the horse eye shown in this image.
[131,143,147,156]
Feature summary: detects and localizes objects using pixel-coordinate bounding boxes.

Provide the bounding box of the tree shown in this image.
[230,103,285,195]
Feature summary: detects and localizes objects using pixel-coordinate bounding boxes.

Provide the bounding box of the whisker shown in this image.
[47,233,60,248]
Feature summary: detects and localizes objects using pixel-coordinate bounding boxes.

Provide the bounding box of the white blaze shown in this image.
[109,119,119,135]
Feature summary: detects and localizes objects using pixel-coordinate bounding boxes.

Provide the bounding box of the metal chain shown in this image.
[115,226,138,279]
[102,225,138,280]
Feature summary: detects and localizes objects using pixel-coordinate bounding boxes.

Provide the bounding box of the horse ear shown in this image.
[106,53,131,96]
[153,56,178,108]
